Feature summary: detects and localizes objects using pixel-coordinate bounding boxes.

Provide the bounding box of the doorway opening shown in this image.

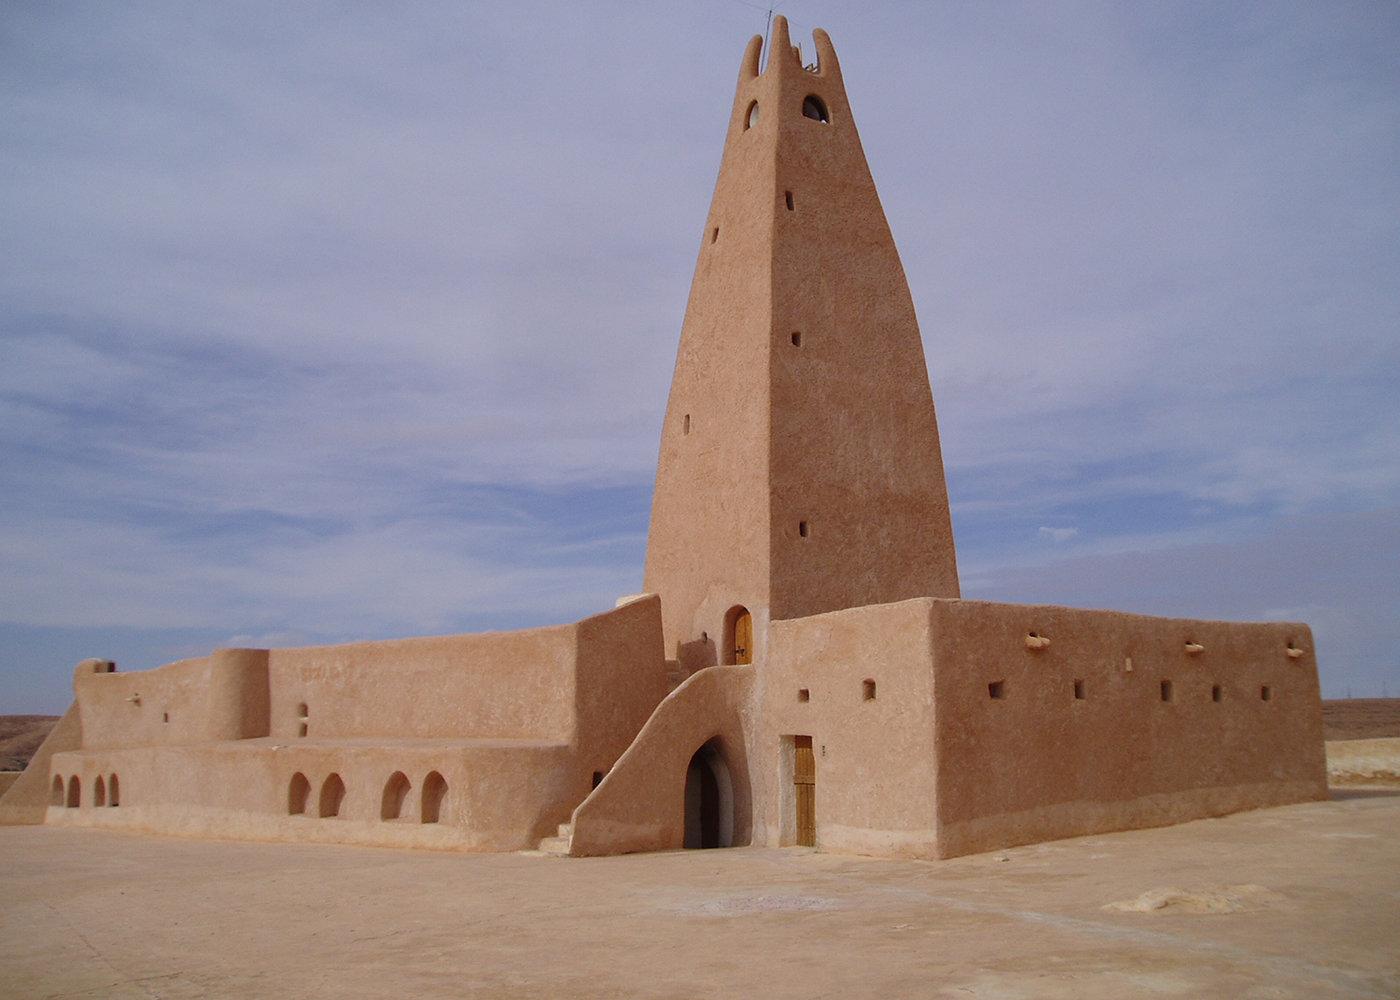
[723,606,753,665]
[684,738,735,848]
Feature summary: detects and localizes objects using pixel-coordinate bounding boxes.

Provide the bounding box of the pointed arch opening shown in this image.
[744,100,760,130]
[318,774,346,818]
[288,772,311,815]
[381,771,411,821]
[94,775,106,808]
[50,775,64,806]
[421,771,448,824]
[109,773,120,806]
[66,775,81,808]
[802,94,830,123]
[684,738,735,849]
[723,605,753,665]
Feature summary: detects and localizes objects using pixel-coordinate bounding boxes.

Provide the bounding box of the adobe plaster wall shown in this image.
[76,649,268,750]
[45,740,575,850]
[929,599,1329,858]
[267,626,577,743]
[31,599,668,851]
[760,599,940,858]
[569,665,754,856]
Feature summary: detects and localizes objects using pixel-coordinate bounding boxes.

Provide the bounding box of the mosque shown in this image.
[0,19,1328,860]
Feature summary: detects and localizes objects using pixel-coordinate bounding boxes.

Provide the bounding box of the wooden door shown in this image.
[734,610,753,665]
[794,735,815,847]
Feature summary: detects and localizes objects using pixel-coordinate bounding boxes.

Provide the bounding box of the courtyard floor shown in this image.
[2,788,1398,999]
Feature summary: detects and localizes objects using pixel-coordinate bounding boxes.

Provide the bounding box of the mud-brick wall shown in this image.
[572,596,670,777]
[75,650,269,750]
[266,625,578,742]
[763,598,940,858]
[930,599,1328,858]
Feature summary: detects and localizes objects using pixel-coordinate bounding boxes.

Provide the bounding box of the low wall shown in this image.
[45,739,576,851]
[930,599,1329,858]
[569,666,754,856]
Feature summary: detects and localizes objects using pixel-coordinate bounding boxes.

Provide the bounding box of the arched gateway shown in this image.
[684,739,734,848]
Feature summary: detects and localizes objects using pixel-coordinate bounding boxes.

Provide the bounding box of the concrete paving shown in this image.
[2,788,1398,999]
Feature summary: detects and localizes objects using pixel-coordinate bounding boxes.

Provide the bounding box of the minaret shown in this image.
[644,19,959,673]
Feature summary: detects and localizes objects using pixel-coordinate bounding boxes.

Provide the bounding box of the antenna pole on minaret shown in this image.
[762,8,774,72]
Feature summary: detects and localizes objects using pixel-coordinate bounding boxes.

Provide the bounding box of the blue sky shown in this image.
[3,1,1398,712]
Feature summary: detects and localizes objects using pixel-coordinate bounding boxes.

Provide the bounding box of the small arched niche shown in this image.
[94,775,106,808]
[421,771,448,824]
[723,605,753,666]
[109,773,120,807]
[802,94,830,123]
[318,774,346,818]
[684,739,735,849]
[381,771,411,821]
[50,775,64,806]
[66,775,81,808]
[288,772,311,815]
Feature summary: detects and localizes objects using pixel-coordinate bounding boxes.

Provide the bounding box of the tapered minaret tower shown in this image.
[644,19,959,672]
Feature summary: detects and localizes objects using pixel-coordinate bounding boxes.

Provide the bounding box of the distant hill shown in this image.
[0,699,1396,773]
[1,715,61,771]
[1322,699,1400,741]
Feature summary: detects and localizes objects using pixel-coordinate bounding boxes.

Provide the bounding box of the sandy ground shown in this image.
[2,789,1397,999]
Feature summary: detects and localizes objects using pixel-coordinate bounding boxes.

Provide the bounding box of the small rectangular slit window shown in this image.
[798,688,810,702]
[988,680,1005,700]
[1260,685,1272,701]
[862,679,876,701]
[791,331,802,347]
[798,520,809,538]
[1212,684,1222,702]
[1160,680,1174,703]
[1073,679,1085,700]
[785,190,794,211]
[710,226,719,243]
[683,413,690,435]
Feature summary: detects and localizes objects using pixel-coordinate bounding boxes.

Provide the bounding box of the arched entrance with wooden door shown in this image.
[684,738,735,848]
[723,606,753,665]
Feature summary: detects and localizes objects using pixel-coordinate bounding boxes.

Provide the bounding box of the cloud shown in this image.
[2,2,1398,709]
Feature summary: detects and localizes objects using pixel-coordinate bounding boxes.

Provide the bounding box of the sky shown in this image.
[2,1,1398,712]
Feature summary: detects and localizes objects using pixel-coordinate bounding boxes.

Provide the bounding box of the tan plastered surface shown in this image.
[2,788,1396,999]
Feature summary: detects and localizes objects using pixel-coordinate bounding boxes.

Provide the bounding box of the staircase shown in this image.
[537,821,573,856]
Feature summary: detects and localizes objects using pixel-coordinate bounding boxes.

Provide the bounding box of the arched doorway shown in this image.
[723,606,753,665]
[684,739,734,848]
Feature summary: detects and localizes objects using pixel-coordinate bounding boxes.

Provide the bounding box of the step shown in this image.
[537,835,571,856]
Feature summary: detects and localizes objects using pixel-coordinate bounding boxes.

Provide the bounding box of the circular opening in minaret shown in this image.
[802,95,829,123]
[744,100,760,130]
